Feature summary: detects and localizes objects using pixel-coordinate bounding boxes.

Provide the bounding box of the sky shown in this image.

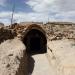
[0,0,75,25]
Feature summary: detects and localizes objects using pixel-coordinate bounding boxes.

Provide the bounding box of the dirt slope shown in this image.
[0,38,26,75]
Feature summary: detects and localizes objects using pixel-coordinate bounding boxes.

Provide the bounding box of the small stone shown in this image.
[6,64,10,68]
[52,56,56,59]
[8,54,13,56]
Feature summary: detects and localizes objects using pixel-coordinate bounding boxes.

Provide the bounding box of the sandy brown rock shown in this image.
[0,38,27,75]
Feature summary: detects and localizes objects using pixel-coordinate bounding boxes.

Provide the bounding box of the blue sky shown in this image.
[0,0,32,12]
[0,0,75,25]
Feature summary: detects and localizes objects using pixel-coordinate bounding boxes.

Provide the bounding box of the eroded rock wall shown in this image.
[0,38,28,75]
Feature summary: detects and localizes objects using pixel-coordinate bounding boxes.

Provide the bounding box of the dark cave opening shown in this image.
[30,37,41,52]
[23,29,47,55]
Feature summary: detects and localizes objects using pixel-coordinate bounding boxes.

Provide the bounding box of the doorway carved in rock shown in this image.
[23,27,47,55]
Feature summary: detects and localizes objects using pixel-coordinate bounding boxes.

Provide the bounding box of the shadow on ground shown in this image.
[16,51,35,75]
[27,54,35,75]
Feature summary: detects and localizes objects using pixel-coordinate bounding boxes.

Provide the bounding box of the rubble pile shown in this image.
[0,22,75,42]
[45,24,75,41]
[0,27,17,43]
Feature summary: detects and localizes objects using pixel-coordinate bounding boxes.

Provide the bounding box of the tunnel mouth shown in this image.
[23,26,47,55]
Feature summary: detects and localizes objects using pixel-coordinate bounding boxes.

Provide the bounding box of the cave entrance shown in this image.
[30,36,41,52]
[23,27,47,55]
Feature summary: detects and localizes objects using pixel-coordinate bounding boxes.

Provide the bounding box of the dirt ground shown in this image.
[48,39,75,75]
[0,38,75,75]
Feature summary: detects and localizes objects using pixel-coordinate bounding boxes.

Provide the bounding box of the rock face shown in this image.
[0,38,27,75]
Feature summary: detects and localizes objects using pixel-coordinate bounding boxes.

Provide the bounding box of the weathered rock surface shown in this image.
[0,38,27,75]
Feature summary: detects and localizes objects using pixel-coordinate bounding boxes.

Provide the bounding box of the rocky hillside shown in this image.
[0,22,75,42]
[0,38,27,75]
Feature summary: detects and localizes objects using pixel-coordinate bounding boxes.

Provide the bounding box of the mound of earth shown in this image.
[0,38,27,75]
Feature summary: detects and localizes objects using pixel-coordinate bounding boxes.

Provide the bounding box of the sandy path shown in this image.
[28,54,57,75]
[48,39,75,75]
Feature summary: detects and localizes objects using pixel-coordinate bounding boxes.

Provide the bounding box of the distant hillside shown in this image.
[19,21,75,26]
[47,22,75,25]
[20,22,43,25]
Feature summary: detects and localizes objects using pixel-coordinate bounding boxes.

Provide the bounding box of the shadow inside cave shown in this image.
[23,29,47,55]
